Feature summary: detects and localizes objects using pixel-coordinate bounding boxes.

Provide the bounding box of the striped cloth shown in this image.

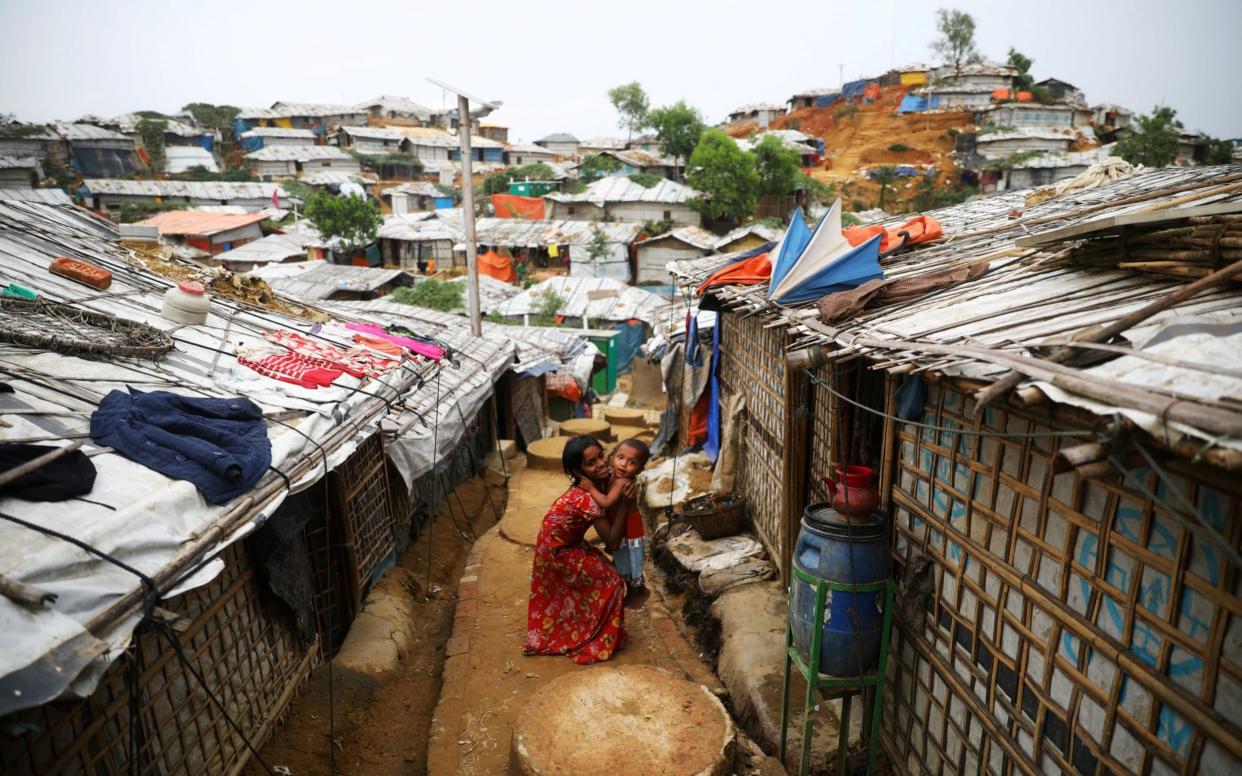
[262,329,398,378]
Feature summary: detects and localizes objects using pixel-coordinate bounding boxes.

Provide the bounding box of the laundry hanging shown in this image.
[386,324,454,364]
[262,329,397,379]
[90,388,271,505]
[767,199,884,305]
[344,322,444,362]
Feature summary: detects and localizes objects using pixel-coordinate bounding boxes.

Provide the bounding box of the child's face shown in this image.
[612,444,646,479]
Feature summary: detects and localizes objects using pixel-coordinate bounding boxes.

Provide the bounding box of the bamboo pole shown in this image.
[972,258,1242,413]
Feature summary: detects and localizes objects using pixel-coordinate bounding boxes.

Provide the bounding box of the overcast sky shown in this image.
[2,0,1239,141]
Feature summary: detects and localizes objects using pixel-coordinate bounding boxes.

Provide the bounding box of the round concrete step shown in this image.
[511,665,735,776]
[603,406,648,429]
[526,436,569,471]
[558,417,613,441]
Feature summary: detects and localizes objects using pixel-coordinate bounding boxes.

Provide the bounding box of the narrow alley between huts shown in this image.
[3,5,1242,775]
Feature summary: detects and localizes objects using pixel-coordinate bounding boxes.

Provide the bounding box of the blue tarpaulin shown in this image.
[705,320,721,462]
[899,95,928,113]
[841,79,874,100]
[768,201,884,305]
[768,214,813,292]
[814,93,841,108]
[610,320,643,376]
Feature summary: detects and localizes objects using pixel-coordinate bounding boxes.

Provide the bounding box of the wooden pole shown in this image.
[457,94,482,337]
[973,258,1242,412]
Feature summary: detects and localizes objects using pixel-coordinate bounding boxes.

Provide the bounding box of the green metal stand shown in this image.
[779,568,895,776]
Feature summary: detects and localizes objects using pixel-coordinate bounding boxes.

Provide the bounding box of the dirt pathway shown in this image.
[426,462,723,776]
[245,474,506,776]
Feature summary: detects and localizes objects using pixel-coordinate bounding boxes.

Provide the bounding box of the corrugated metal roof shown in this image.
[245,145,353,161]
[730,103,784,114]
[1009,147,1114,170]
[506,142,556,156]
[490,276,666,325]
[163,146,219,174]
[337,126,405,141]
[0,187,71,205]
[735,130,818,154]
[545,175,698,206]
[714,223,782,249]
[385,181,443,198]
[259,261,411,301]
[0,123,57,140]
[471,218,643,248]
[138,209,267,236]
[214,232,308,265]
[976,128,1079,144]
[353,95,434,119]
[579,136,627,151]
[82,179,289,200]
[637,225,718,251]
[537,133,579,144]
[302,170,377,185]
[103,114,206,137]
[269,101,365,117]
[601,149,676,168]
[239,127,317,139]
[789,87,840,99]
[377,212,457,241]
[395,127,503,149]
[54,123,130,142]
[0,155,39,169]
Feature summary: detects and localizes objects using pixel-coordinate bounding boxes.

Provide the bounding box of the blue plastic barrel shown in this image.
[790,503,891,677]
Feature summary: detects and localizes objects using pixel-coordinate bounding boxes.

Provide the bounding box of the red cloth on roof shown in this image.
[491,193,545,220]
[687,391,709,446]
[696,253,771,296]
[843,215,943,253]
[478,251,517,283]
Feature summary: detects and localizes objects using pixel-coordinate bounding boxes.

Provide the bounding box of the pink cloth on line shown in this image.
[344,322,444,362]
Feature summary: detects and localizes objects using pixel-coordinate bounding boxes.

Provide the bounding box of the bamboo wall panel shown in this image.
[718,313,787,562]
[807,363,836,505]
[881,383,1242,776]
[0,542,314,775]
[331,431,397,606]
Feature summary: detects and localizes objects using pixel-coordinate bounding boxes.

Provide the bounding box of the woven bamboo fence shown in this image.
[882,382,1242,775]
[0,542,315,775]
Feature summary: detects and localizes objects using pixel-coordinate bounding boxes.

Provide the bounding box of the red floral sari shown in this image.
[522,485,626,664]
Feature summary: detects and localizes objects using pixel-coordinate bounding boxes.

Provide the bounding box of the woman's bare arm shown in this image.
[591,479,633,547]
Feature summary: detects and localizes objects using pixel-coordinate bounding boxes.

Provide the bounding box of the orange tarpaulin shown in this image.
[478,251,517,283]
[843,215,943,254]
[1016,91,1034,102]
[491,193,544,220]
[991,88,1011,100]
[696,252,771,296]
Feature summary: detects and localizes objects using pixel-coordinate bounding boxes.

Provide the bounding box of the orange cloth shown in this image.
[991,88,1010,100]
[491,193,545,220]
[843,215,943,253]
[863,84,881,101]
[1016,91,1034,102]
[478,250,517,283]
[352,333,407,358]
[696,253,771,296]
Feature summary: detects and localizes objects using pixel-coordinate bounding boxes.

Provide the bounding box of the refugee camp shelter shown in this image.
[981,102,1084,130]
[667,164,1242,776]
[80,179,292,215]
[0,186,72,205]
[376,212,459,272]
[975,128,1077,159]
[634,226,718,284]
[714,222,782,254]
[727,103,784,128]
[333,125,406,154]
[597,148,678,179]
[212,231,311,272]
[385,181,451,214]
[988,147,1116,192]
[355,95,435,124]
[139,209,267,255]
[0,197,523,776]
[238,126,317,152]
[1035,77,1088,107]
[0,123,60,162]
[544,175,701,226]
[930,61,1018,91]
[0,156,38,188]
[788,87,841,112]
[505,142,558,166]
[578,136,628,155]
[55,123,137,177]
[255,260,415,301]
[163,145,219,174]
[534,132,580,158]
[101,113,215,150]
[245,145,360,180]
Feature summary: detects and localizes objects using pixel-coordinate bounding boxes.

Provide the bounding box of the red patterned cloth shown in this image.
[237,352,343,389]
[262,329,398,379]
[523,486,626,664]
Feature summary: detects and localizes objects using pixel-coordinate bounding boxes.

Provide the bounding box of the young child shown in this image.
[607,439,651,597]
[579,438,652,599]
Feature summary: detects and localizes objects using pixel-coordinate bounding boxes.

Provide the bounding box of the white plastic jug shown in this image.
[162,281,211,325]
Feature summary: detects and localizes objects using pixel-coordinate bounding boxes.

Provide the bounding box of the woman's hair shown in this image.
[562,435,602,484]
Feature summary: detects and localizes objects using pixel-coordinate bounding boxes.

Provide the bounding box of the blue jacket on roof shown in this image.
[90,388,272,505]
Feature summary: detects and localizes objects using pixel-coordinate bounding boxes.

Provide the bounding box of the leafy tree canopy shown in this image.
[174,165,255,182]
[646,101,706,165]
[390,280,464,311]
[1113,106,1183,168]
[136,118,168,171]
[931,8,982,74]
[482,163,555,195]
[578,153,622,179]
[304,190,382,255]
[607,82,650,140]
[686,129,758,221]
[627,172,663,188]
[1006,47,1034,92]
[1205,138,1236,165]
[181,103,240,132]
[751,135,802,198]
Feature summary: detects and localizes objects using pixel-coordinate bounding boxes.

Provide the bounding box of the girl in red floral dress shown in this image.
[522,436,630,664]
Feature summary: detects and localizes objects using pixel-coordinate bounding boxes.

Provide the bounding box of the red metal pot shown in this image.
[821,464,878,518]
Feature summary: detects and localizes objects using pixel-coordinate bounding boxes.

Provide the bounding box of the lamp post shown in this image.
[427,78,502,336]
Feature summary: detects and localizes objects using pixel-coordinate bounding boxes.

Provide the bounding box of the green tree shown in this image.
[646,100,705,177]
[607,82,650,141]
[304,190,382,257]
[872,166,898,211]
[627,172,663,188]
[585,227,610,262]
[751,134,802,198]
[390,280,464,311]
[686,129,759,222]
[481,163,555,195]
[1006,47,1034,92]
[1205,138,1236,165]
[181,102,240,157]
[1113,106,1183,167]
[578,154,622,180]
[136,118,167,174]
[931,8,982,75]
